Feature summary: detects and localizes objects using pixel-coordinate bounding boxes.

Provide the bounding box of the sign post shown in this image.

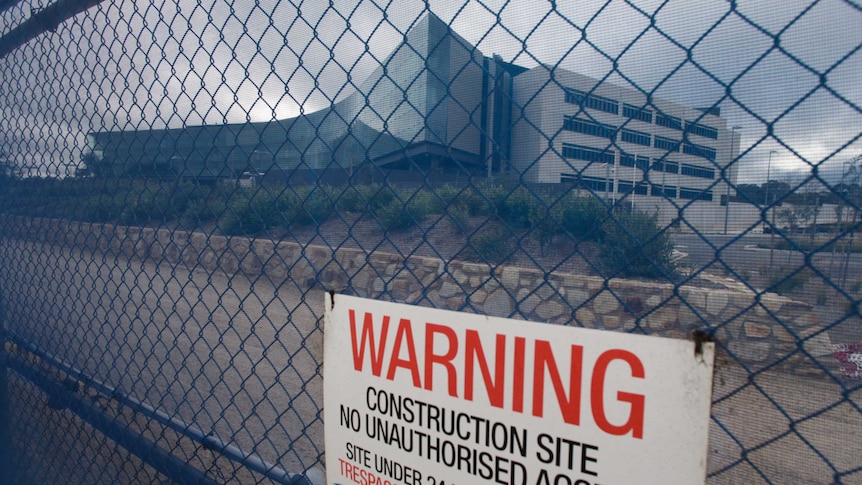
[324,294,714,485]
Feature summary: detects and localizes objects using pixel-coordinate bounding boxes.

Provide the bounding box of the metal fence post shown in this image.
[0,295,12,483]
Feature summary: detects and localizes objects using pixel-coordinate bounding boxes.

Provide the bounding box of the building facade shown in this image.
[511,68,739,207]
[88,13,738,210]
[89,13,517,182]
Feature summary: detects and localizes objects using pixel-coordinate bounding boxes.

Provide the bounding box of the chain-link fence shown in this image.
[0,0,860,483]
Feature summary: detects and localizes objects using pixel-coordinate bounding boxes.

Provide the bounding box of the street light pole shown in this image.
[724,125,741,235]
[766,150,778,269]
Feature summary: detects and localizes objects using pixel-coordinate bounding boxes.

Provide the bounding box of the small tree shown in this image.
[76,151,112,178]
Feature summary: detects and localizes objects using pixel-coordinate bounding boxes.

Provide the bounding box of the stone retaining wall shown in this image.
[1,215,834,375]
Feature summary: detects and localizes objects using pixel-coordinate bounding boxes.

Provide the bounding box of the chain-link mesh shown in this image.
[1,0,860,483]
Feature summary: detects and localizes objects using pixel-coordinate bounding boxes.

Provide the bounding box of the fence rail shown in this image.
[1,1,861,483]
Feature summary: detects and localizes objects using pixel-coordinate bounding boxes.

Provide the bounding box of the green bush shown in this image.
[530,202,562,255]
[180,197,225,227]
[469,226,511,264]
[472,183,504,216]
[470,182,511,215]
[293,187,335,226]
[74,194,117,222]
[448,204,471,234]
[218,189,279,235]
[375,198,414,232]
[596,210,676,279]
[497,186,542,230]
[119,184,191,225]
[558,197,606,241]
[93,180,201,225]
[333,185,364,213]
[406,190,439,222]
[334,183,398,213]
[434,184,463,207]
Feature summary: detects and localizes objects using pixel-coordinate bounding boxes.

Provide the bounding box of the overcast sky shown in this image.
[0,0,859,183]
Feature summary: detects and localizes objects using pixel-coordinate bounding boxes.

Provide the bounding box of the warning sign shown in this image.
[323,294,714,485]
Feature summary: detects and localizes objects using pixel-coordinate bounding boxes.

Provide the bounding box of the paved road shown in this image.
[1,237,860,484]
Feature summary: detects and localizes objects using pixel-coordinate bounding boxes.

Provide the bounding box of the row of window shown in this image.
[561,143,616,164]
[620,128,651,147]
[682,142,717,161]
[562,144,716,179]
[563,116,717,160]
[563,116,616,140]
[685,121,718,139]
[564,87,720,140]
[619,153,650,170]
[656,114,682,130]
[564,89,620,115]
[560,173,714,201]
[680,164,715,179]
[623,104,652,123]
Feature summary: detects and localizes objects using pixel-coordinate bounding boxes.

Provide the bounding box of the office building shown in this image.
[89,12,738,209]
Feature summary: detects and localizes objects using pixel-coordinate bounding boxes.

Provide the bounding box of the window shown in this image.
[564,88,619,114]
[618,181,649,195]
[683,143,717,160]
[621,153,650,170]
[685,121,718,139]
[562,143,615,164]
[651,185,677,198]
[623,104,653,123]
[562,173,610,192]
[621,129,651,146]
[563,116,616,139]
[653,159,680,173]
[656,113,682,130]
[679,187,714,201]
[654,136,681,152]
[681,163,716,179]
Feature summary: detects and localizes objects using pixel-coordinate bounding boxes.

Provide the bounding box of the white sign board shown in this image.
[324,294,714,485]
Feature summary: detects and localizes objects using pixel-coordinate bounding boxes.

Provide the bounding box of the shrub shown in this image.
[112,181,203,225]
[473,182,505,216]
[596,210,677,279]
[434,184,462,207]
[470,182,511,212]
[333,185,364,213]
[448,204,471,234]
[74,194,117,222]
[293,187,335,227]
[375,198,414,232]
[276,186,337,228]
[334,183,399,213]
[530,202,562,256]
[217,209,247,236]
[180,197,225,228]
[469,226,511,264]
[118,189,173,225]
[497,186,542,230]
[558,196,606,241]
[218,189,278,235]
[364,184,398,210]
[406,190,439,222]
